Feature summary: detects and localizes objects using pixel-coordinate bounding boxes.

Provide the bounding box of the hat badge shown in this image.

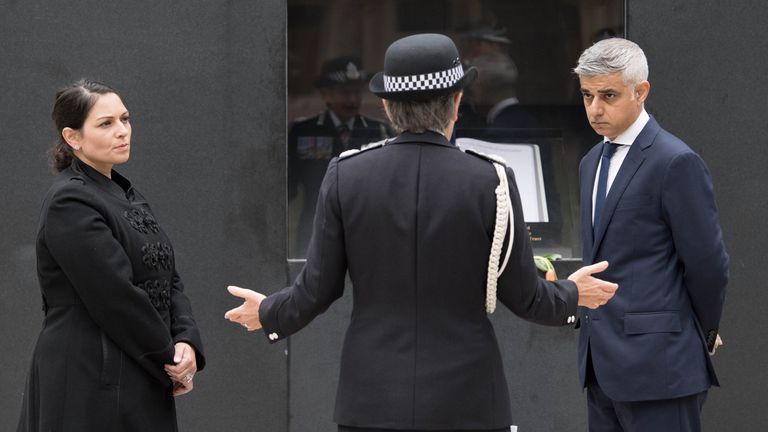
[345,62,360,80]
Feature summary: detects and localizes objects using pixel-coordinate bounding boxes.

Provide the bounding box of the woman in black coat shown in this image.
[17,80,205,431]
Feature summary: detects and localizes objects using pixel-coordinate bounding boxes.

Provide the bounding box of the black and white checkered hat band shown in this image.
[383,65,464,92]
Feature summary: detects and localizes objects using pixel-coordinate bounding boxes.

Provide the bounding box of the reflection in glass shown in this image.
[288,0,624,259]
[288,56,392,256]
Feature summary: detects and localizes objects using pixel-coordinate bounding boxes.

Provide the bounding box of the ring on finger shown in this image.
[184,373,194,383]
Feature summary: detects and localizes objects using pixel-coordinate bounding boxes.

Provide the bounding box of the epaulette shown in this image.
[288,114,317,127]
[463,148,507,165]
[338,139,388,159]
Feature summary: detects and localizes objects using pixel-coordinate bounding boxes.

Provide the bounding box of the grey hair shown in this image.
[574,38,648,87]
[384,93,457,134]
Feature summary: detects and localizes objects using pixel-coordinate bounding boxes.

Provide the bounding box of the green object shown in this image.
[533,254,561,279]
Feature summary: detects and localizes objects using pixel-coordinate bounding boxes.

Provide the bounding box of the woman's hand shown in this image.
[224,285,266,331]
[164,342,197,396]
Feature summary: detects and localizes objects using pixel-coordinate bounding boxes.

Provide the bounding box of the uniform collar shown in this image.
[388,130,455,147]
[320,110,358,130]
[71,157,134,201]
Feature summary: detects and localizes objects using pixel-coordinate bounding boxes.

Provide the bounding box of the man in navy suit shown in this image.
[574,38,729,431]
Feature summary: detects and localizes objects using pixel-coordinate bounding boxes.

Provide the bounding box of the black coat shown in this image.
[261,131,578,430]
[17,159,205,432]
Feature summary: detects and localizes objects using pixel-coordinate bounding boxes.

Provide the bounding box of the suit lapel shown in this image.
[590,117,661,262]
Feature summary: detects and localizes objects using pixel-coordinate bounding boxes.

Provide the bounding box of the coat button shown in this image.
[269,332,278,340]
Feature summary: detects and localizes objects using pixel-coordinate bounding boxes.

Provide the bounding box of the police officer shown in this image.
[227,33,617,432]
[288,56,392,256]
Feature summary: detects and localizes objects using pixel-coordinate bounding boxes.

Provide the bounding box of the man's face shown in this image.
[579,72,649,140]
[320,84,363,122]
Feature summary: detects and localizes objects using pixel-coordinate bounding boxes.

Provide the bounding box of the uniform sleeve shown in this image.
[496,167,579,326]
[43,183,175,385]
[662,152,729,350]
[169,269,206,370]
[259,158,347,342]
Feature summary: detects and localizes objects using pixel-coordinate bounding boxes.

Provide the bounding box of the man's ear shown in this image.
[62,127,81,151]
[636,80,651,103]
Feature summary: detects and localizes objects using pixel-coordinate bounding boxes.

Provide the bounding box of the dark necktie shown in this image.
[337,123,351,148]
[593,142,620,232]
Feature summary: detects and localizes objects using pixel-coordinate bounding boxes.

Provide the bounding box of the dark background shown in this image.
[1,1,766,431]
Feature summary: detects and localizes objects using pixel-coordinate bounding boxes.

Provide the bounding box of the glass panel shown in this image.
[288,0,625,259]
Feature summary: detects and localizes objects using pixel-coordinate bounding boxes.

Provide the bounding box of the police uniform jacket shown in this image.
[261,131,579,430]
[17,158,205,432]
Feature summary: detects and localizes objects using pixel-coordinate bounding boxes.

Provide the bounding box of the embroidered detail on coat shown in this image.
[123,208,160,234]
[138,279,171,311]
[141,242,173,271]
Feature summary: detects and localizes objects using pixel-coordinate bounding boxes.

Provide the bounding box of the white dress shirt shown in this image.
[591,109,650,224]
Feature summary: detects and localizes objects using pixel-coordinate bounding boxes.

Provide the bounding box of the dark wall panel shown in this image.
[628,0,768,429]
[0,2,288,431]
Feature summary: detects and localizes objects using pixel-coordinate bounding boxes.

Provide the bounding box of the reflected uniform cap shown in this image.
[369,33,477,101]
[314,56,368,88]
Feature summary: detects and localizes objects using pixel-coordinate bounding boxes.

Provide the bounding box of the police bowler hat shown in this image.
[314,56,368,88]
[369,33,477,101]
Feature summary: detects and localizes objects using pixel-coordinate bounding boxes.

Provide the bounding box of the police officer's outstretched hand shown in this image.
[225,285,266,331]
[568,261,618,309]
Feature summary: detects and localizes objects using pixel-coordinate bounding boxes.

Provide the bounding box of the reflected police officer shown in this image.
[288,56,391,256]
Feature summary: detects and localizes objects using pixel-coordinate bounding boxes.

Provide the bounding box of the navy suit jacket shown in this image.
[577,116,728,402]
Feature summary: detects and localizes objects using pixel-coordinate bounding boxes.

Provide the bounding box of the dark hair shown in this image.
[50,79,121,172]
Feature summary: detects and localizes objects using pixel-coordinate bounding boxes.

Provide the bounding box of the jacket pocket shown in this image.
[624,311,681,334]
[100,332,123,386]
